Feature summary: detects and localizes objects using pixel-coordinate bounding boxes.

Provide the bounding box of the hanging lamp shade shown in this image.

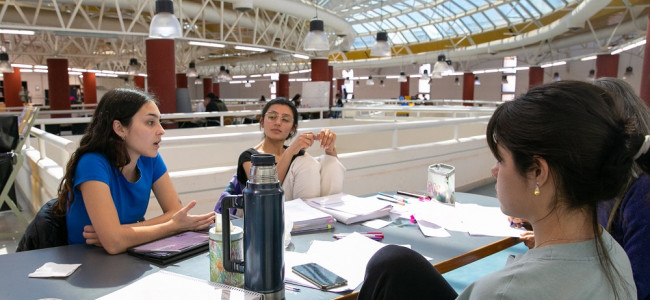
[454,77,460,86]
[398,71,407,82]
[304,19,329,51]
[501,75,508,84]
[245,81,252,88]
[149,0,183,39]
[127,58,139,75]
[0,52,13,73]
[623,66,633,79]
[344,77,351,85]
[370,31,391,57]
[553,72,561,81]
[366,76,375,86]
[194,75,202,85]
[432,55,447,79]
[380,79,385,87]
[421,69,430,81]
[588,69,595,80]
[186,62,198,78]
[474,76,481,86]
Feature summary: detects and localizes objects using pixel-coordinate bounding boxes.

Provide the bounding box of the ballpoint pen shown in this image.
[377,192,409,203]
[285,285,301,292]
[376,195,405,206]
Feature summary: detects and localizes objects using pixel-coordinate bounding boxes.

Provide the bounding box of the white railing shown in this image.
[28,127,77,162]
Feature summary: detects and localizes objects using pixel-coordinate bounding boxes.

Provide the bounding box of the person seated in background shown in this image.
[205,93,227,126]
[359,81,636,299]
[216,98,344,212]
[52,88,215,254]
[196,95,209,112]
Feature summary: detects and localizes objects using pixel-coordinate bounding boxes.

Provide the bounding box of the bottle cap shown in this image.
[251,154,275,166]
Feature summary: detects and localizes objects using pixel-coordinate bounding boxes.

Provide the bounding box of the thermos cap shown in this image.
[251,154,275,166]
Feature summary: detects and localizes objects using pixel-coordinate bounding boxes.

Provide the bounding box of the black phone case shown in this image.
[292,263,347,290]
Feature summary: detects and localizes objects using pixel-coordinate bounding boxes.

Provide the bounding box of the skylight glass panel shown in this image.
[388,32,407,45]
[450,20,469,34]
[381,5,399,14]
[400,30,418,43]
[519,0,541,17]
[391,2,411,11]
[387,17,404,28]
[363,10,380,18]
[364,22,379,32]
[435,5,454,18]
[529,0,552,14]
[422,25,442,39]
[545,0,566,9]
[452,0,476,11]
[410,27,430,41]
[419,8,442,22]
[407,11,428,24]
[443,2,464,15]
[460,16,482,33]
[471,12,494,30]
[498,3,524,23]
[351,37,365,49]
[351,13,367,21]
[483,8,507,27]
[352,24,369,34]
[434,22,455,37]
[512,4,532,19]
[361,35,376,47]
[375,20,395,30]
[396,15,417,26]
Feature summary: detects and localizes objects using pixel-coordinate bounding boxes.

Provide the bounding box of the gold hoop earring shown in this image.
[534,183,540,196]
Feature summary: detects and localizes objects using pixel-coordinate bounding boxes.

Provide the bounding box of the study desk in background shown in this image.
[0,193,520,300]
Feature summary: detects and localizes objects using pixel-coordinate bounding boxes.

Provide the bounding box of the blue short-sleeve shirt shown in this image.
[66,152,167,244]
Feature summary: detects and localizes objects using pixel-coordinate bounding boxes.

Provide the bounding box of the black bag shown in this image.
[0,115,18,153]
[0,152,17,211]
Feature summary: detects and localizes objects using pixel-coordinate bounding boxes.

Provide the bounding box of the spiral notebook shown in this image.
[97,270,263,300]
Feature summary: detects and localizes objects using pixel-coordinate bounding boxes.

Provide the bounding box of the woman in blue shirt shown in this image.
[52,88,215,254]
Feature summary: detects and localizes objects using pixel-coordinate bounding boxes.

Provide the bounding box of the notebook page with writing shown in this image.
[97,270,262,300]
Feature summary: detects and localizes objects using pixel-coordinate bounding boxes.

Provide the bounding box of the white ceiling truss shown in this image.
[0,0,647,76]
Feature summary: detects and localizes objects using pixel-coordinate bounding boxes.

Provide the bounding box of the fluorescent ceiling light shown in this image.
[34,65,48,69]
[33,69,48,73]
[189,41,225,48]
[235,45,266,52]
[232,75,247,79]
[611,38,646,55]
[19,69,33,73]
[580,56,597,61]
[292,53,310,60]
[250,74,262,78]
[0,29,35,35]
[14,64,33,68]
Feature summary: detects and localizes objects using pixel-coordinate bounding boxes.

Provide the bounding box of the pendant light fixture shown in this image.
[474,76,481,86]
[370,0,391,57]
[245,80,252,88]
[587,69,595,81]
[344,77,351,85]
[398,71,407,82]
[454,77,460,86]
[366,76,375,86]
[149,0,183,39]
[194,75,202,85]
[623,66,633,80]
[186,61,198,78]
[0,52,13,73]
[553,72,561,82]
[303,1,329,51]
[127,58,139,75]
[421,69,430,81]
[501,75,508,84]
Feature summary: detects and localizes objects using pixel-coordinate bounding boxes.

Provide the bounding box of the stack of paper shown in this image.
[285,199,336,234]
[306,193,392,225]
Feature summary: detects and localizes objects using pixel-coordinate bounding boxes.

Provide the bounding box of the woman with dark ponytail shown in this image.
[52,88,215,254]
[594,78,650,300]
[358,81,636,300]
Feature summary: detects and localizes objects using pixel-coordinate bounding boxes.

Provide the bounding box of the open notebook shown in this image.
[98,270,263,300]
[305,193,392,225]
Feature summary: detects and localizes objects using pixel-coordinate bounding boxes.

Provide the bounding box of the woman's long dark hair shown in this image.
[486,81,636,299]
[53,88,156,215]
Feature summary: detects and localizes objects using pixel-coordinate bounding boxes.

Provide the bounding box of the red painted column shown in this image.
[213,83,220,98]
[133,76,145,90]
[278,73,289,99]
[640,10,650,105]
[146,39,176,114]
[3,67,22,107]
[203,78,213,97]
[462,72,475,106]
[400,76,410,98]
[47,58,71,117]
[176,73,187,88]
[529,66,544,88]
[82,72,97,104]
[311,59,329,81]
[596,54,619,78]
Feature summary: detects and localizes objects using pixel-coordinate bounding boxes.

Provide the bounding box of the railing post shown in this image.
[392,126,399,149]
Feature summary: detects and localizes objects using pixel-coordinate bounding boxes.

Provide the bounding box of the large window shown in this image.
[501,56,517,101]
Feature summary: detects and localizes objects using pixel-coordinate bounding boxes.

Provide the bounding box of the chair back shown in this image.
[16,199,68,252]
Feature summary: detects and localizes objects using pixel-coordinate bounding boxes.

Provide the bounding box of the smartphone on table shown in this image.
[291,262,348,290]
